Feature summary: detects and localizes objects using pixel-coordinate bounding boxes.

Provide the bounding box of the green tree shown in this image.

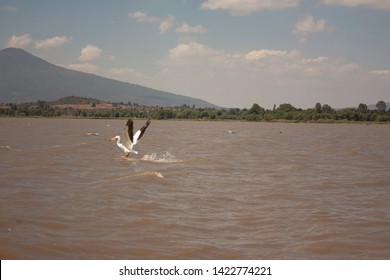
[358,103,368,113]
[376,100,387,113]
[277,103,297,113]
[249,103,265,115]
[322,104,334,114]
[315,102,322,113]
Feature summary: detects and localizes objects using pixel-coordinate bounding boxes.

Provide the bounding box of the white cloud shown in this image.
[293,14,327,42]
[200,0,299,16]
[245,49,288,60]
[175,23,207,33]
[35,36,71,49]
[164,41,225,65]
[6,33,32,48]
[160,42,359,77]
[128,11,206,34]
[323,0,390,10]
[159,16,175,33]
[67,63,102,74]
[294,15,327,35]
[78,44,102,61]
[128,11,176,33]
[371,70,390,78]
[127,11,159,23]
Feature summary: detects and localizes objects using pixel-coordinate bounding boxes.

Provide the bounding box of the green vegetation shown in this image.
[1,98,389,123]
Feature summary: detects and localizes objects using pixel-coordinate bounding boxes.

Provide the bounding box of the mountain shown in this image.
[0,48,217,107]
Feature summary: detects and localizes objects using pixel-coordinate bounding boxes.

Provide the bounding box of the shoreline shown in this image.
[1,115,389,124]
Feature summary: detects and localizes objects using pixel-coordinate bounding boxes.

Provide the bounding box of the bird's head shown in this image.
[110,136,120,141]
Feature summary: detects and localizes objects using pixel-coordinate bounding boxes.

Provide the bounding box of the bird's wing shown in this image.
[117,142,130,153]
[124,119,134,147]
[133,119,151,145]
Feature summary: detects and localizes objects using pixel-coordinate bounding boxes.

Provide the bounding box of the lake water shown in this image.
[0,118,389,259]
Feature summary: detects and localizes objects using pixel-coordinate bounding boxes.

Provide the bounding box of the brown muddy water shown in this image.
[0,118,389,259]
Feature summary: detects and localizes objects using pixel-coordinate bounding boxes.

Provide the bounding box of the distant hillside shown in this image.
[0,48,217,108]
[52,96,103,105]
[368,103,390,110]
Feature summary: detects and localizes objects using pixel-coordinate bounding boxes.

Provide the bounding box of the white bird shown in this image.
[111,118,151,157]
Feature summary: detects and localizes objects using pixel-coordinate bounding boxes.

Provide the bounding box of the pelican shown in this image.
[111,118,151,157]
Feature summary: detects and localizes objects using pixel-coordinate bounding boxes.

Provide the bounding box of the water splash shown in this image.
[141,151,178,163]
[86,132,100,136]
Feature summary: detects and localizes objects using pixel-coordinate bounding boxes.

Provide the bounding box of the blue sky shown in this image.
[1,0,389,108]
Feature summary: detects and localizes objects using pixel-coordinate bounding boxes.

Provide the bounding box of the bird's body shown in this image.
[111,119,151,157]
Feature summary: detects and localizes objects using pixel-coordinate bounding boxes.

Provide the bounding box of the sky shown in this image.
[1,0,389,109]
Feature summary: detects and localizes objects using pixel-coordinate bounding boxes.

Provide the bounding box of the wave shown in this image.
[109,171,164,181]
[0,145,22,152]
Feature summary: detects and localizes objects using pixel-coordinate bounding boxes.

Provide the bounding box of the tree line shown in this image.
[1,100,389,122]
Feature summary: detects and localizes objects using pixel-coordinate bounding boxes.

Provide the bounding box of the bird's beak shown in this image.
[110,137,116,141]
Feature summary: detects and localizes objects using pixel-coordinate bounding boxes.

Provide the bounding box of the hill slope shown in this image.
[0,48,217,107]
